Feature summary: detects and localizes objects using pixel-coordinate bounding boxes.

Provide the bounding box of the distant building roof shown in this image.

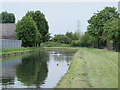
[0,23,16,39]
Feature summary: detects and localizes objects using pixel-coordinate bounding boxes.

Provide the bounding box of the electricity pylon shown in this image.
[75,20,81,36]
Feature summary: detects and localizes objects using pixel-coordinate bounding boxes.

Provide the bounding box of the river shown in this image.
[1,49,76,88]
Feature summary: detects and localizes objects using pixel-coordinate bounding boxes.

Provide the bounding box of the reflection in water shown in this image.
[2,49,76,88]
[2,78,14,86]
[16,51,49,88]
[2,58,22,87]
[52,50,75,64]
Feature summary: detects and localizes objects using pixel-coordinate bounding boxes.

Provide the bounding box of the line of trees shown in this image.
[0,11,50,47]
[51,32,80,44]
[51,7,119,51]
[51,31,94,47]
[1,6,119,51]
[15,10,50,47]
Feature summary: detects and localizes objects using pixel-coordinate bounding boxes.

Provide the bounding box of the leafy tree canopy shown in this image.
[103,17,119,41]
[15,16,39,47]
[52,34,68,44]
[26,10,49,44]
[103,17,120,51]
[0,11,15,23]
[87,7,119,48]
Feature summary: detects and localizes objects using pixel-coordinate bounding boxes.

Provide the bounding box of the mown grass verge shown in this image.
[0,47,43,55]
[56,48,118,88]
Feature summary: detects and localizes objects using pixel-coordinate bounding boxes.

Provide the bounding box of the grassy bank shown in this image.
[56,48,118,88]
[0,47,42,55]
[0,46,76,55]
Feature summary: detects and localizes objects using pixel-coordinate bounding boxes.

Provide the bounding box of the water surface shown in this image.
[1,49,76,88]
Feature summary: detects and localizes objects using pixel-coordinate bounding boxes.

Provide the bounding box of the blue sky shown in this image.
[2,2,118,36]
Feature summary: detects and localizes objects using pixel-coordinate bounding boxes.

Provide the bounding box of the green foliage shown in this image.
[26,10,49,44]
[52,32,80,45]
[71,33,95,47]
[15,10,49,47]
[103,18,119,41]
[0,11,15,23]
[103,17,120,51]
[41,41,70,47]
[43,33,51,42]
[86,6,120,51]
[65,32,80,44]
[80,32,95,47]
[51,31,95,47]
[87,7,119,48]
[71,40,81,47]
[52,34,69,44]
[15,16,39,47]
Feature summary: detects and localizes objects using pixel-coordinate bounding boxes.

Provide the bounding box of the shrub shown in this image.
[41,41,70,47]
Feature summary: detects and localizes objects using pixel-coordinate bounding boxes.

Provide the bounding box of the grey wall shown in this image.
[0,39,22,49]
[0,23,16,39]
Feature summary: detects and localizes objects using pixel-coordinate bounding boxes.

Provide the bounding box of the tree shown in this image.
[52,34,68,44]
[87,7,119,48]
[71,40,81,47]
[15,16,39,47]
[52,32,80,45]
[103,17,120,51]
[0,11,15,23]
[26,10,49,45]
[80,32,95,47]
[65,32,74,44]
[65,32,80,44]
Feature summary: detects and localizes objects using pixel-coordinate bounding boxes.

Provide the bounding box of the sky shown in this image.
[1,2,118,36]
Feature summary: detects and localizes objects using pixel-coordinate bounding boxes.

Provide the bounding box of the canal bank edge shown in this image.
[1,47,78,58]
[0,47,43,58]
[55,48,118,88]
